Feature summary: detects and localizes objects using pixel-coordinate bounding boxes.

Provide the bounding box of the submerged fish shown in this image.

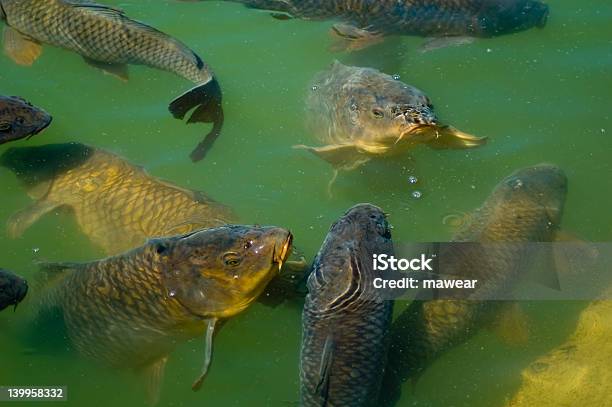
[507,290,612,407]
[195,0,549,50]
[37,225,292,401]
[296,62,486,184]
[0,268,28,311]
[380,164,568,406]
[0,0,223,161]
[0,95,52,145]
[1,142,234,254]
[300,204,394,406]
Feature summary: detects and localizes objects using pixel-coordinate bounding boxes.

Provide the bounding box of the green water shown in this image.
[1,0,611,406]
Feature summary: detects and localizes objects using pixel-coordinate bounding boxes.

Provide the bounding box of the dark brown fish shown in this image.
[300,204,394,406]
[381,164,568,406]
[0,268,28,311]
[0,0,223,161]
[37,225,293,402]
[196,0,549,49]
[0,95,52,145]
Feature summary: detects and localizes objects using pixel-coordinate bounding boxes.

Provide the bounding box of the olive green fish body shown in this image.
[1,143,234,254]
[300,204,394,406]
[1,0,211,84]
[38,225,293,390]
[45,251,197,368]
[381,164,568,405]
[1,0,225,161]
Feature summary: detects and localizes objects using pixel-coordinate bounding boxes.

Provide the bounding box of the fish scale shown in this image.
[1,143,234,255]
[223,0,548,37]
[300,204,394,407]
[1,0,225,161]
[1,0,208,83]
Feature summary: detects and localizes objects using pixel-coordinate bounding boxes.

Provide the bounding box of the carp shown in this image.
[0,0,223,161]
[300,204,394,406]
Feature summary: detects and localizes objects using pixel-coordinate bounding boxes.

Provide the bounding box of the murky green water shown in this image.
[1,0,611,406]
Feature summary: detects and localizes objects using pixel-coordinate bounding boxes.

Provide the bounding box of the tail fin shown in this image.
[168,78,224,163]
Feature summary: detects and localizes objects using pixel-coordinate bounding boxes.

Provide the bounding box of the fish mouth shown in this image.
[34,116,53,135]
[273,233,293,273]
[25,116,53,140]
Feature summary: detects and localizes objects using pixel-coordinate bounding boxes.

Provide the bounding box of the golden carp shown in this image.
[37,225,293,402]
[507,290,612,407]
[1,142,234,254]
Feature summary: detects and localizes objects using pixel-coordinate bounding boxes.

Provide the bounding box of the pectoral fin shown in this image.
[294,144,371,171]
[330,23,384,52]
[420,36,475,53]
[315,335,335,404]
[3,26,43,66]
[82,57,129,81]
[192,318,217,391]
[270,12,293,20]
[7,200,62,238]
[490,302,530,346]
[143,356,168,406]
[426,126,487,149]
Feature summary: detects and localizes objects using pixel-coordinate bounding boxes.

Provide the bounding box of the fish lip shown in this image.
[274,232,293,272]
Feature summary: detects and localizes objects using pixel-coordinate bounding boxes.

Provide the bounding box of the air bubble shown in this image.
[32,248,40,254]
[411,190,422,199]
[311,85,318,91]
[168,290,176,298]
[392,74,401,80]
[408,175,418,185]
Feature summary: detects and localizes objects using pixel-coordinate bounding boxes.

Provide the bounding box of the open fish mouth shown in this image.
[274,233,293,273]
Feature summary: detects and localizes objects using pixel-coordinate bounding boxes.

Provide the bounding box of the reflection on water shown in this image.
[1,0,611,406]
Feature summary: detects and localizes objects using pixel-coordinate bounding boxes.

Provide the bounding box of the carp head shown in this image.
[0,96,52,145]
[154,225,293,319]
[337,65,486,153]
[495,163,568,226]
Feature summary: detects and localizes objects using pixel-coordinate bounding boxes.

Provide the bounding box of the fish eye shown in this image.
[0,121,11,132]
[223,253,242,267]
[155,243,168,255]
[372,108,385,119]
[15,116,25,125]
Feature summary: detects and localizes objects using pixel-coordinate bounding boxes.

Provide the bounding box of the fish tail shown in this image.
[168,78,224,162]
